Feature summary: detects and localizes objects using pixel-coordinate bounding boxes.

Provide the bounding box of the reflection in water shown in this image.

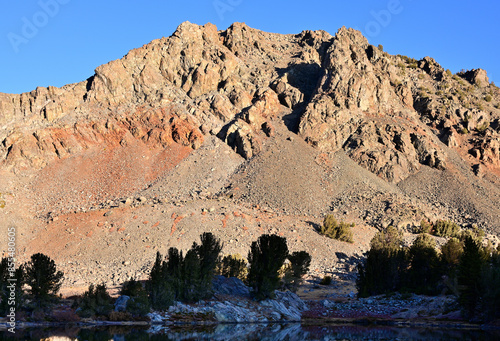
[1,323,499,340]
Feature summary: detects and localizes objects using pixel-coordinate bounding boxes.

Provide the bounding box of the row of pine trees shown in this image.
[0,233,311,319]
[357,226,500,321]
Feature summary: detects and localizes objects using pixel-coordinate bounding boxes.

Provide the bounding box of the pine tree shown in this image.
[193,232,223,299]
[181,249,202,302]
[218,254,248,281]
[248,234,289,300]
[357,227,407,297]
[146,251,174,310]
[24,253,63,307]
[76,283,113,318]
[458,236,486,318]
[286,251,311,292]
[405,233,441,294]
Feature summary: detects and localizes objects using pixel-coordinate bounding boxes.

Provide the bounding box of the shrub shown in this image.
[217,254,248,281]
[404,234,441,294]
[319,275,332,286]
[121,278,151,316]
[377,44,383,52]
[76,283,113,318]
[24,253,63,307]
[248,234,289,300]
[434,220,461,238]
[441,237,464,270]
[357,226,407,297]
[108,310,133,321]
[418,220,433,234]
[460,225,485,243]
[126,292,150,317]
[476,121,489,133]
[484,94,493,102]
[320,215,354,243]
[285,251,312,292]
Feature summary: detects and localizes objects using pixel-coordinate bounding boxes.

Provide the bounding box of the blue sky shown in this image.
[0,0,498,94]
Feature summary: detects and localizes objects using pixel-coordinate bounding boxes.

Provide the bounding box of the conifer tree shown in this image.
[24,253,63,307]
[248,234,289,300]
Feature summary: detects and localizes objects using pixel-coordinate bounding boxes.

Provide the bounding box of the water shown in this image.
[1,323,499,340]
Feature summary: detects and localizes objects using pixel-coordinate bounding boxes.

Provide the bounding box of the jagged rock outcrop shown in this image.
[297,27,451,183]
[1,21,499,234]
[219,88,280,159]
[165,289,307,322]
[3,22,497,181]
[471,130,500,167]
[2,106,203,171]
[458,68,490,87]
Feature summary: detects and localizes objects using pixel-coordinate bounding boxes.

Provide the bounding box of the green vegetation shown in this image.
[319,275,332,286]
[24,253,64,308]
[147,251,175,310]
[435,220,461,237]
[357,224,500,321]
[217,254,248,281]
[320,214,354,243]
[146,232,223,308]
[484,94,493,102]
[476,121,490,133]
[120,278,151,317]
[248,234,289,300]
[417,219,462,238]
[75,283,114,318]
[285,251,312,292]
[0,258,24,315]
[357,226,406,297]
[404,233,441,294]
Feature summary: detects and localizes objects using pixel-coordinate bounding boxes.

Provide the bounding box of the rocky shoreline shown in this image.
[2,290,499,332]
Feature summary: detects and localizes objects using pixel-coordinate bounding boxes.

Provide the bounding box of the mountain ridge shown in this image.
[0,21,499,291]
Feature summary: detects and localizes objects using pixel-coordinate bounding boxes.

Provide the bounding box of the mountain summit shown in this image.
[0,22,499,289]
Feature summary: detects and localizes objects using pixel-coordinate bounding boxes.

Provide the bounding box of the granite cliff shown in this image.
[0,22,499,291]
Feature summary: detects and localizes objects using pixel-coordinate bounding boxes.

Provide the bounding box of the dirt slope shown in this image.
[0,22,499,293]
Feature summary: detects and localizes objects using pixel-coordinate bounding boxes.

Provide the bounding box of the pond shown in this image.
[1,323,499,340]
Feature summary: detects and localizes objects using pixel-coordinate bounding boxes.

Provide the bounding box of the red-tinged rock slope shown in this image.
[0,22,499,292]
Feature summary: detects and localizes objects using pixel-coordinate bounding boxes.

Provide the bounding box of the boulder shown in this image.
[458,68,490,87]
[114,295,130,312]
[213,275,251,297]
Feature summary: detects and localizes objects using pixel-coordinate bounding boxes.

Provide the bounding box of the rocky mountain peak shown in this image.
[1,22,499,234]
